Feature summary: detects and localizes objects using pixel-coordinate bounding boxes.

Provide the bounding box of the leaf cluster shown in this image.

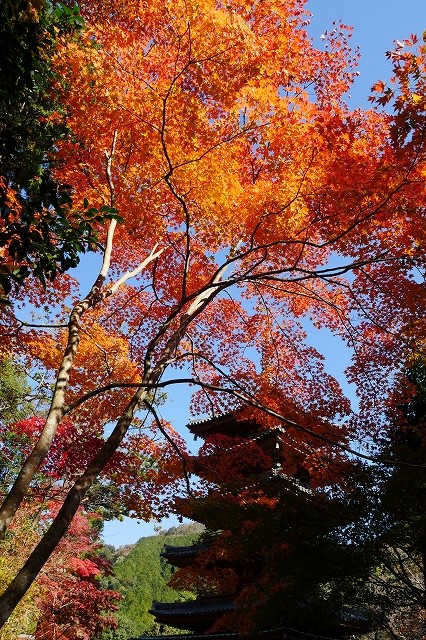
[0,1,122,297]
[0,0,81,189]
[1,179,122,294]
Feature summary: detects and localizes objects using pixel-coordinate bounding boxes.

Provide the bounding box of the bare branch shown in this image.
[144,400,194,498]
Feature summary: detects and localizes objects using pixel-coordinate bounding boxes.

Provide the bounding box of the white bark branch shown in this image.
[109,244,164,295]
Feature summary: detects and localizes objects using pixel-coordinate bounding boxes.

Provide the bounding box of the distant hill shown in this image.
[100,523,204,639]
[162,522,205,538]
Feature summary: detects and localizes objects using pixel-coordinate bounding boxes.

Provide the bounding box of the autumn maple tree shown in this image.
[33,506,121,640]
[348,360,426,638]
[0,415,122,638]
[0,499,121,639]
[1,0,426,626]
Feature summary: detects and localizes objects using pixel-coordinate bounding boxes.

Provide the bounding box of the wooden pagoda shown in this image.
[142,412,370,640]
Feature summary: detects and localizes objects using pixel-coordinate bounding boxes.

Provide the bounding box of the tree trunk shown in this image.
[0,281,219,625]
[0,277,106,538]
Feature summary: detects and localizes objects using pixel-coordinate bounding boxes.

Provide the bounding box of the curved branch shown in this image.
[65,375,426,470]
[0,128,162,538]
[144,400,194,498]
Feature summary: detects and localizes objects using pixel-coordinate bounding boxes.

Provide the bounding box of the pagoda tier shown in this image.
[189,424,311,489]
[188,415,312,490]
[161,543,209,568]
[192,426,286,466]
[187,412,260,440]
[146,413,370,640]
[150,594,235,634]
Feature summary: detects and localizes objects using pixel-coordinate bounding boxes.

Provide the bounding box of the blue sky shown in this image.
[308,0,426,106]
[101,1,426,548]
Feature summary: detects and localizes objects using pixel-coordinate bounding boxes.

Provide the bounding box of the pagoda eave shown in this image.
[150,596,235,633]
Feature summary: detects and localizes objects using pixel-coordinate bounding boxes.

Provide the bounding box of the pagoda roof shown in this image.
[161,543,208,557]
[161,543,209,567]
[191,426,288,470]
[270,468,312,495]
[150,595,235,632]
[151,596,235,617]
[187,411,260,439]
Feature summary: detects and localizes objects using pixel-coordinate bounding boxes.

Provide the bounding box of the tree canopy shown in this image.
[0,407,121,638]
[0,0,426,627]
